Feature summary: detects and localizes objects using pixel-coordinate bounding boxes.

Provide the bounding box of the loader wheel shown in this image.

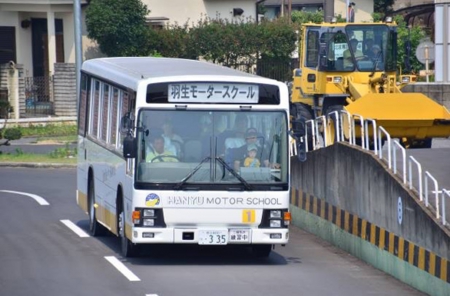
[324,105,344,146]
[292,103,313,150]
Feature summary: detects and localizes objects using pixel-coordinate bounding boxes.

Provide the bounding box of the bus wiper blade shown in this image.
[174,156,211,190]
[215,157,253,191]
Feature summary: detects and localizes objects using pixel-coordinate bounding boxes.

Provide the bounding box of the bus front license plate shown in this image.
[198,230,228,245]
[229,229,250,243]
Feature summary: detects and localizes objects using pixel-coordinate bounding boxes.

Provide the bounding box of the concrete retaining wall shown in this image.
[403,83,450,110]
[290,143,450,294]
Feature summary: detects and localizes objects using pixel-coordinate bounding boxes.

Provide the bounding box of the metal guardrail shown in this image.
[293,109,449,226]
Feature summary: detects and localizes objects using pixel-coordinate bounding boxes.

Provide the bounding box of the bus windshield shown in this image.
[135,110,289,189]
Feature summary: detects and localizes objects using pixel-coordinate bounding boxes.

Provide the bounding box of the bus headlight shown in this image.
[270,210,282,219]
[143,209,155,217]
[270,220,281,228]
[143,218,155,227]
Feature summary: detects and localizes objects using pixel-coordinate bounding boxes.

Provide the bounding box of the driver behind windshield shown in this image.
[343,38,363,68]
[146,135,178,162]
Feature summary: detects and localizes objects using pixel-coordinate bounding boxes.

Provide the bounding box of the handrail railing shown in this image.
[425,171,439,218]
[443,189,450,226]
[315,115,327,148]
[291,110,446,225]
[392,140,406,184]
[408,156,423,201]
[305,119,316,152]
[378,126,392,169]
[340,110,354,145]
[352,114,364,148]
[363,118,377,153]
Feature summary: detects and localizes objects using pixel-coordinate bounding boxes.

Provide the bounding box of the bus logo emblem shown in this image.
[146,193,160,207]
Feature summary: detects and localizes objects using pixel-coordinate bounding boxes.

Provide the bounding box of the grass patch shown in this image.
[0,145,77,164]
[0,153,77,164]
[36,135,77,143]
[18,123,77,138]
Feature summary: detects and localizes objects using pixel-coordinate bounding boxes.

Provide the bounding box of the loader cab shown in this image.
[313,24,397,73]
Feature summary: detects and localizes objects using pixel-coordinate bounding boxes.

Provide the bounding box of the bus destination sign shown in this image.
[168,83,259,103]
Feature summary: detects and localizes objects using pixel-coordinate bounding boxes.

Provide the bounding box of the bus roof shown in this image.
[81,57,267,90]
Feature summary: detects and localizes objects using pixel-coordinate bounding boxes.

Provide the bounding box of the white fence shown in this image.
[292,110,450,226]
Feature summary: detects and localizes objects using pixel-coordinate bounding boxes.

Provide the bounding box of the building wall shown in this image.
[144,0,258,25]
[334,0,373,22]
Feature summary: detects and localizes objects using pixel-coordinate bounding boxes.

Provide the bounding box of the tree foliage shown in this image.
[374,0,394,16]
[393,15,427,74]
[85,0,150,57]
[150,17,296,65]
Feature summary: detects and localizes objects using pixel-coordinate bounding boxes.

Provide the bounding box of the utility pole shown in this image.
[73,0,82,112]
[288,0,292,22]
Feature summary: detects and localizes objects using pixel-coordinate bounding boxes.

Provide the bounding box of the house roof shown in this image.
[82,57,269,90]
[263,0,323,6]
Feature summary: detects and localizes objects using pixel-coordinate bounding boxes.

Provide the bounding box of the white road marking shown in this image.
[104,256,141,282]
[0,190,49,205]
[146,294,159,296]
[60,220,90,238]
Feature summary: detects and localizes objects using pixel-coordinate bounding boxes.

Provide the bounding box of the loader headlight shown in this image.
[401,76,410,83]
[333,76,342,83]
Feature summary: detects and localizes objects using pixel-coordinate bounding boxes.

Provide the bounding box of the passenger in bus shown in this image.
[218,114,248,156]
[161,119,183,156]
[243,144,260,168]
[146,136,179,162]
[231,128,270,171]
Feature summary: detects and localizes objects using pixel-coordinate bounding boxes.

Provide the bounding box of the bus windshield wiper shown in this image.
[174,156,211,190]
[215,157,253,191]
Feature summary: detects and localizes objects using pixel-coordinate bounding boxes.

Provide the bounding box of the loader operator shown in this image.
[343,38,364,69]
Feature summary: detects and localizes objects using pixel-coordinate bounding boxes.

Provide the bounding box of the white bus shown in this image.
[77,57,292,257]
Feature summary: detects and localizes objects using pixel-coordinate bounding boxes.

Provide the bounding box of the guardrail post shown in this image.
[340,110,354,145]
[408,156,423,201]
[364,118,377,154]
[352,114,365,149]
[326,111,341,142]
[424,171,439,218]
[442,189,449,226]
[305,119,315,152]
[315,115,327,148]
[378,127,391,169]
[392,140,406,184]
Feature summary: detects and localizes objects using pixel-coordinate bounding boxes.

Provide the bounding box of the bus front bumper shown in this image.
[130,227,289,245]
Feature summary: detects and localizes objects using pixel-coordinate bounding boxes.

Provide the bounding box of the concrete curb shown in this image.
[0,162,76,168]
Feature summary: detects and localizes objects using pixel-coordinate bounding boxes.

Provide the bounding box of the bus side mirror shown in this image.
[123,135,137,159]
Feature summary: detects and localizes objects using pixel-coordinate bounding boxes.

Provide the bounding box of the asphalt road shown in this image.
[0,168,424,296]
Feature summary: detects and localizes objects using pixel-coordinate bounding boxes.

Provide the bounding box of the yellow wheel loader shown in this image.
[290,20,450,149]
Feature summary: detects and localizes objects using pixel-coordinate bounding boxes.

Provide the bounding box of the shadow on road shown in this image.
[76,219,291,266]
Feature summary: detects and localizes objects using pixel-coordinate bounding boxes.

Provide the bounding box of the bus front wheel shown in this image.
[88,179,104,236]
[118,202,138,258]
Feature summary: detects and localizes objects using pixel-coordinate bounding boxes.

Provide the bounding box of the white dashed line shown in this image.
[105,256,141,281]
[60,219,90,238]
[0,190,49,205]
[146,294,159,296]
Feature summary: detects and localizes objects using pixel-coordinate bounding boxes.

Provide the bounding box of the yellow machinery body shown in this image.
[291,21,450,147]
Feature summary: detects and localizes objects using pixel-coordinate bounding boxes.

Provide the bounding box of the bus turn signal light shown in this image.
[132,210,141,224]
[284,212,291,224]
